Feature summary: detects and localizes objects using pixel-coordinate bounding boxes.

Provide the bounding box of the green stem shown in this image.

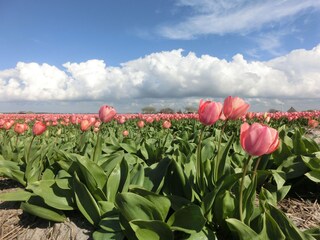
[92,128,101,163]
[27,136,36,162]
[196,126,206,195]
[214,121,227,183]
[252,157,262,181]
[239,155,252,222]
[160,130,170,159]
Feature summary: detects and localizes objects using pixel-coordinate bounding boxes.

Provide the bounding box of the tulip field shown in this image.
[0,97,320,239]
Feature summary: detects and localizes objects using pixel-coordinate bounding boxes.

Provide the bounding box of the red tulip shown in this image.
[198,99,222,125]
[162,120,171,129]
[99,105,116,123]
[32,121,47,136]
[223,96,250,120]
[240,122,279,156]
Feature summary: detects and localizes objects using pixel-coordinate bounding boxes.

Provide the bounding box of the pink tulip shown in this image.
[308,119,319,128]
[146,116,154,123]
[240,122,279,156]
[162,120,171,129]
[33,121,47,136]
[3,121,14,130]
[137,120,145,128]
[80,119,92,132]
[223,96,250,120]
[198,99,222,125]
[118,116,126,124]
[14,123,28,134]
[99,105,116,123]
[122,130,129,137]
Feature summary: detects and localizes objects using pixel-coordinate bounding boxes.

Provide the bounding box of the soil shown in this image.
[1,127,320,240]
[0,178,94,240]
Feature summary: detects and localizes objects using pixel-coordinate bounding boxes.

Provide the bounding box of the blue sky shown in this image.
[0,0,320,113]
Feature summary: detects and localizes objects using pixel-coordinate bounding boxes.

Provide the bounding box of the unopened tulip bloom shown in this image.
[137,120,145,128]
[14,123,28,134]
[99,105,116,123]
[198,99,222,125]
[308,119,319,128]
[3,121,14,130]
[122,130,129,137]
[118,116,126,124]
[240,122,279,156]
[33,121,47,136]
[223,96,250,120]
[162,120,171,129]
[80,119,91,132]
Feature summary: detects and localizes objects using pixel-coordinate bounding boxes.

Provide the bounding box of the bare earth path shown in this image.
[0,128,319,239]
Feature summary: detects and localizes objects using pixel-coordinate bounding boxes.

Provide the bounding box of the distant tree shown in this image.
[159,107,175,114]
[268,108,279,113]
[185,106,197,113]
[141,106,156,114]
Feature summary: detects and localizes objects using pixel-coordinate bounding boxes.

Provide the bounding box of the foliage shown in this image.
[0,111,319,239]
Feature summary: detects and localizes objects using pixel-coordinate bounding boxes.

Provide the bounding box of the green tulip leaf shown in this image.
[115,192,162,221]
[167,205,206,234]
[20,202,66,222]
[129,220,173,240]
[73,173,101,226]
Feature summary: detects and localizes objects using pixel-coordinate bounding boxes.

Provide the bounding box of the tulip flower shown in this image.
[198,99,222,125]
[32,121,47,136]
[14,123,28,134]
[223,96,250,120]
[240,122,279,156]
[118,116,126,124]
[80,119,92,132]
[99,105,116,123]
[162,120,171,129]
[3,120,14,130]
[137,120,145,128]
[308,119,319,128]
[122,130,129,137]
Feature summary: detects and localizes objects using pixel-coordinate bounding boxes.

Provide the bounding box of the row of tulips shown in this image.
[0,96,319,240]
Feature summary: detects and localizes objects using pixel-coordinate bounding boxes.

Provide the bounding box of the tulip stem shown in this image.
[252,156,262,181]
[239,155,252,223]
[27,136,36,162]
[214,121,227,183]
[160,130,170,160]
[196,126,206,195]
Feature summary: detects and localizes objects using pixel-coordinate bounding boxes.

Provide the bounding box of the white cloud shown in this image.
[0,45,319,112]
[158,0,320,39]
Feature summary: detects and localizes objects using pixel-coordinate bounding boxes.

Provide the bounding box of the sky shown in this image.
[0,0,320,113]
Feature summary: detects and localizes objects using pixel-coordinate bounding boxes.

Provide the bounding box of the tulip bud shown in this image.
[122,130,129,137]
[14,123,28,134]
[308,119,319,128]
[240,122,279,156]
[162,120,171,129]
[223,96,250,120]
[198,99,222,125]
[137,120,145,128]
[80,119,91,132]
[33,121,47,136]
[99,105,116,123]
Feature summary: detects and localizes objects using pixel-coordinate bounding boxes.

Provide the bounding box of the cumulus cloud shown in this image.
[0,45,320,112]
[158,0,320,39]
